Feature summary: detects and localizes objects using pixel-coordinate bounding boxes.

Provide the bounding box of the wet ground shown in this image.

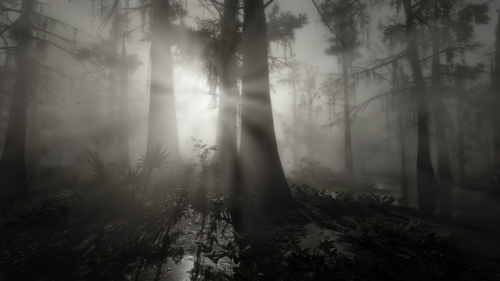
[361,177,500,235]
[3,178,500,280]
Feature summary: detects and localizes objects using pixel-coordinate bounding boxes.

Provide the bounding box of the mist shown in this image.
[1,0,500,280]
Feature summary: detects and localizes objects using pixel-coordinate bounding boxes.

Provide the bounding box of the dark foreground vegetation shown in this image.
[1,147,499,281]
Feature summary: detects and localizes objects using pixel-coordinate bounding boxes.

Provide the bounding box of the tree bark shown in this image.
[431,0,454,184]
[215,0,239,195]
[0,0,34,195]
[115,38,130,166]
[148,0,181,163]
[456,82,467,184]
[292,80,298,168]
[342,51,355,183]
[391,61,409,185]
[493,10,500,172]
[238,0,294,212]
[103,11,120,163]
[402,0,441,209]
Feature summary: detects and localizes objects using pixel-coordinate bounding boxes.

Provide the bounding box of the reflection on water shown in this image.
[360,177,500,235]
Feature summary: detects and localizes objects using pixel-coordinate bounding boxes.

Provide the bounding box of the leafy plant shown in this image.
[138,142,173,204]
[87,152,113,194]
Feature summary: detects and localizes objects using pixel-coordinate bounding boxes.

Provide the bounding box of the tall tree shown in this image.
[145,0,185,162]
[430,0,454,185]
[238,0,296,212]
[319,0,368,184]
[0,0,34,194]
[401,0,441,210]
[115,37,130,166]
[102,8,121,164]
[278,66,302,168]
[493,9,500,172]
[214,0,239,194]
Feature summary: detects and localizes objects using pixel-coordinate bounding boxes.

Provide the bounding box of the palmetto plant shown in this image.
[138,142,172,205]
[88,152,113,194]
[118,165,146,209]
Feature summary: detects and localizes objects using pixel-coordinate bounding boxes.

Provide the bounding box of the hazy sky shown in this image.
[12,0,500,169]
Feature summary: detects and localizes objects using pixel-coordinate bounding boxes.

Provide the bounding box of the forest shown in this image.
[0,0,500,280]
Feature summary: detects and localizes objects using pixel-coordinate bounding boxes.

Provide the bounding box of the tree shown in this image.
[214,0,239,194]
[318,0,369,184]
[493,9,500,173]
[144,0,186,163]
[0,0,34,194]
[278,66,302,168]
[401,0,442,210]
[237,0,297,213]
[430,0,454,185]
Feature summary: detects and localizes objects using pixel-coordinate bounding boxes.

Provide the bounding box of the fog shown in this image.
[1,0,500,279]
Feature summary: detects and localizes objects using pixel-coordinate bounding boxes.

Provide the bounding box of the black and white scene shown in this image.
[1,0,500,280]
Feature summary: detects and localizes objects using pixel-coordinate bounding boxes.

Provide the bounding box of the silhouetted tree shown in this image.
[237,0,297,213]
[0,0,34,194]
[214,0,239,194]
[142,0,186,163]
[318,0,369,184]
[401,0,442,211]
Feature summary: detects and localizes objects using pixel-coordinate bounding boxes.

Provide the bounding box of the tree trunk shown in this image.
[342,51,355,183]
[115,38,130,166]
[292,80,298,168]
[398,100,409,186]
[215,0,239,195]
[493,10,500,172]
[0,0,34,195]
[431,0,454,184]
[238,0,294,213]
[392,61,409,185]
[456,83,467,184]
[402,0,441,209]
[103,11,120,163]
[148,0,180,162]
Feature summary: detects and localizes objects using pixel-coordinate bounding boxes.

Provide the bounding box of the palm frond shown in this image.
[138,142,173,173]
[87,152,112,191]
[118,164,146,189]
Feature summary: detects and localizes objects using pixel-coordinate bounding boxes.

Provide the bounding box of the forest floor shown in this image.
[1,181,500,280]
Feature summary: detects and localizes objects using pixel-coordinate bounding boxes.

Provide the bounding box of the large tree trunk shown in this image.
[148,0,180,162]
[103,11,120,163]
[238,0,294,213]
[0,0,34,195]
[215,0,239,195]
[493,10,500,172]
[402,0,441,211]
[115,38,130,166]
[391,61,409,185]
[342,51,355,183]
[431,0,454,184]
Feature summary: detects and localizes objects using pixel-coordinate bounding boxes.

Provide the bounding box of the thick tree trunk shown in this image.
[148,0,180,162]
[493,10,500,172]
[392,61,409,185]
[0,0,34,195]
[431,0,454,184]
[342,51,355,183]
[115,38,130,166]
[402,0,441,209]
[215,0,239,195]
[103,12,119,163]
[238,0,294,212]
